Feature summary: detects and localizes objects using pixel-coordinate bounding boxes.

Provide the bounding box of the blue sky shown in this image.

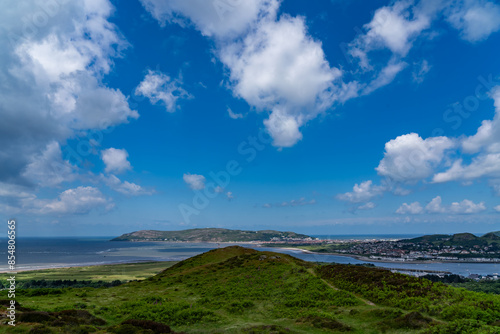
[1,0,500,237]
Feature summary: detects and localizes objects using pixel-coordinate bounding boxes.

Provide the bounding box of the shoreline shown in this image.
[0,259,173,274]
[1,244,498,274]
[274,247,500,264]
[113,241,500,264]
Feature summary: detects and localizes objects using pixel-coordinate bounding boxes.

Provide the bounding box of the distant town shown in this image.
[265,232,500,265]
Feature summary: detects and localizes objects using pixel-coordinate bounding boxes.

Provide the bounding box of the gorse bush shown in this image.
[317,264,500,323]
[112,298,218,326]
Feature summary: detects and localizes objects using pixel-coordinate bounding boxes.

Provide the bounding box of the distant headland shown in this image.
[111,228,314,243]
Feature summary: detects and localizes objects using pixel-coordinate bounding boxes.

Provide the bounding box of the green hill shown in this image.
[482,232,500,240]
[451,233,478,242]
[401,234,451,243]
[403,231,500,247]
[2,246,500,333]
[111,228,312,242]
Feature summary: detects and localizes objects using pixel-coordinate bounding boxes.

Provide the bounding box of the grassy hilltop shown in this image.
[112,228,312,242]
[402,231,500,247]
[2,246,500,333]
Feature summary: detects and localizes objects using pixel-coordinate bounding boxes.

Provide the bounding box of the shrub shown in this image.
[122,319,172,333]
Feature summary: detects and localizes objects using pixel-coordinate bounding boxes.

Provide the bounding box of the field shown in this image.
[8,261,177,282]
[1,246,500,333]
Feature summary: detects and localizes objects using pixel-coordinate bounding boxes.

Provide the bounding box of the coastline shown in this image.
[270,246,500,265]
[112,240,500,265]
[0,259,171,274]
[2,243,498,274]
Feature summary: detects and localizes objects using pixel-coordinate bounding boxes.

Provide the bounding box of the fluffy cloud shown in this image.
[462,87,500,153]
[337,180,384,203]
[348,0,500,93]
[349,1,431,65]
[183,173,206,190]
[22,141,77,187]
[101,174,153,196]
[343,87,500,205]
[398,196,485,215]
[396,202,424,214]
[220,14,343,147]
[140,0,500,149]
[346,0,435,92]
[34,186,113,215]
[350,0,500,62]
[494,205,500,212]
[432,88,500,184]
[449,199,486,214]
[425,196,447,213]
[139,0,279,39]
[0,0,137,192]
[446,0,500,42]
[226,191,234,200]
[432,155,500,183]
[141,0,350,148]
[135,70,191,112]
[376,133,455,183]
[101,148,131,174]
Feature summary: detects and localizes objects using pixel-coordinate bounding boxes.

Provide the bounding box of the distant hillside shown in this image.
[404,234,451,243]
[482,231,500,240]
[402,231,500,246]
[111,228,313,242]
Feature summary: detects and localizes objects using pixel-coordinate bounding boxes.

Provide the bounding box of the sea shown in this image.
[1,236,499,276]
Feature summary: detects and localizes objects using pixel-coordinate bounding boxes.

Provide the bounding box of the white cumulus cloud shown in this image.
[376,133,456,183]
[141,0,353,148]
[22,141,77,187]
[397,196,486,215]
[449,199,486,214]
[337,180,384,203]
[183,173,206,190]
[425,196,447,213]
[0,0,137,196]
[101,148,131,174]
[446,0,500,42]
[34,186,113,215]
[139,0,279,39]
[220,14,343,147]
[396,202,424,214]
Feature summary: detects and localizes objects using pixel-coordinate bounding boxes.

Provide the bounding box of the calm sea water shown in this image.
[0,237,499,276]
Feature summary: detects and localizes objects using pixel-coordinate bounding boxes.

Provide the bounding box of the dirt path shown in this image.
[307,268,375,306]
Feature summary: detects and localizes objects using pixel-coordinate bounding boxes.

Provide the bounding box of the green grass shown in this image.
[10,261,177,282]
[1,246,499,333]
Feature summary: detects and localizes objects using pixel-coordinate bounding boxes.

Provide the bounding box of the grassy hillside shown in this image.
[402,231,500,247]
[111,228,312,242]
[2,246,500,333]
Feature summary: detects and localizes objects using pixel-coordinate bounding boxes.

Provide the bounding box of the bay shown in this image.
[0,237,498,276]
